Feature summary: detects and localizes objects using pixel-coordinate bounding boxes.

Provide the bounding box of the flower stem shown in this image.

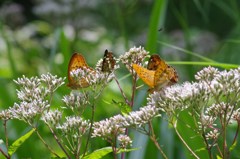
[83,103,95,157]
[47,124,71,159]
[173,120,200,159]
[0,148,10,159]
[35,129,61,158]
[114,76,130,105]
[231,120,240,146]
[3,120,9,149]
[148,121,168,159]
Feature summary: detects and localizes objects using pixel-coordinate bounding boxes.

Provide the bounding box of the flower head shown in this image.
[118,134,132,149]
[41,109,62,127]
[92,115,126,139]
[57,116,90,137]
[62,92,90,111]
[119,46,149,72]
[9,99,49,123]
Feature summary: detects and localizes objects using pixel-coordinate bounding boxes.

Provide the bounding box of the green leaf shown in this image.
[83,147,139,159]
[168,61,238,69]
[230,139,237,151]
[216,155,223,159]
[8,128,35,155]
[112,99,131,116]
[158,41,215,62]
[146,0,168,52]
[83,147,112,159]
[117,147,139,153]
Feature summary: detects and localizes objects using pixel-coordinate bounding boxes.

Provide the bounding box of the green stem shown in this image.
[173,120,200,159]
[0,148,10,159]
[3,120,9,149]
[35,129,61,158]
[47,124,71,159]
[83,103,95,157]
[231,120,240,146]
[222,107,229,159]
[114,76,130,105]
[148,121,168,159]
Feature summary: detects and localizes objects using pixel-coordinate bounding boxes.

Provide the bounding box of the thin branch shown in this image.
[35,129,61,158]
[0,148,10,159]
[231,120,240,146]
[3,120,9,149]
[83,103,95,157]
[114,76,130,105]
[47,124,71,159]
[173,120,200,159]
[148,121,168,159]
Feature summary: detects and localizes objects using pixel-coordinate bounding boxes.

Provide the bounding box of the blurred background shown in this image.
[0,0,240,158]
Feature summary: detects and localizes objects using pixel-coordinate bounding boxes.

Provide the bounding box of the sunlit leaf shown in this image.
[112,99,131,116]
[8,128,35,155]
[83,147,112,159]
[230,140,237,151]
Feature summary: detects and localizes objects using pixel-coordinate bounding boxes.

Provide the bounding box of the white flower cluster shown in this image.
[92,105,159,140]
[92,115,126,138]
[41,73,65,93]
[117,134,132,149]
[9,99,49,123]
[1,74,65,123]
[147,66,240,142]
[41,109,62,127]
[119,46,149,71]
[124,105,160,127]
[0,110,11,120]
[57,116,90,137]
[14,76,42,102]
[205,129,219,140]
[62,92,90,111]
[70,66,114,89]
[147,82,207,115]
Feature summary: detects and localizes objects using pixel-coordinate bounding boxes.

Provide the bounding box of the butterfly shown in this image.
[67,53,94,89]
[67,50,116,89]
[132,54,178,92]
[101,49,116,72]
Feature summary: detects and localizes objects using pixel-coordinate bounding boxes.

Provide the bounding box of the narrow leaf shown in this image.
[230,140,237,151]
[117,147,139,153]
[8,128,35,155]
[83,147,112,159]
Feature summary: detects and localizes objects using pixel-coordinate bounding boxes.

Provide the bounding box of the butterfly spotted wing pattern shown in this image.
[101,49,116,72]
[67,53,93,89]
[149,54,178,89]
[133,54,178,92]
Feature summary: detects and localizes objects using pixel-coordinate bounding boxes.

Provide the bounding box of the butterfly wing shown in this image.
[148,54,178,92]
[147,55,169,86]
[67,53,92,89]
[132,64,155,88]
[102,49,116,72]
[147,54,167,71]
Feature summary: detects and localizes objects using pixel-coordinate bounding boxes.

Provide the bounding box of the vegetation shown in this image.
[1,0,240,159]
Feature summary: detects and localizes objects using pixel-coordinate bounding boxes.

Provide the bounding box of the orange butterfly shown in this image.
[132,54,178,92]
[67,53,94,89]
[67,51,116,89]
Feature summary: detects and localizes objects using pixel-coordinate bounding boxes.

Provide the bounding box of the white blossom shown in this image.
[41,109,62,127]
[119,46,149,72]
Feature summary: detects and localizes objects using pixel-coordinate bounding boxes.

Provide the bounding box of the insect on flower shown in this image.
[132,54,178,92]
[101,49,116,72]
[67,50,116,89]
[67,53,94,89]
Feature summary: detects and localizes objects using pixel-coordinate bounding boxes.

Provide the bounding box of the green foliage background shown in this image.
[0,0,240,158]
